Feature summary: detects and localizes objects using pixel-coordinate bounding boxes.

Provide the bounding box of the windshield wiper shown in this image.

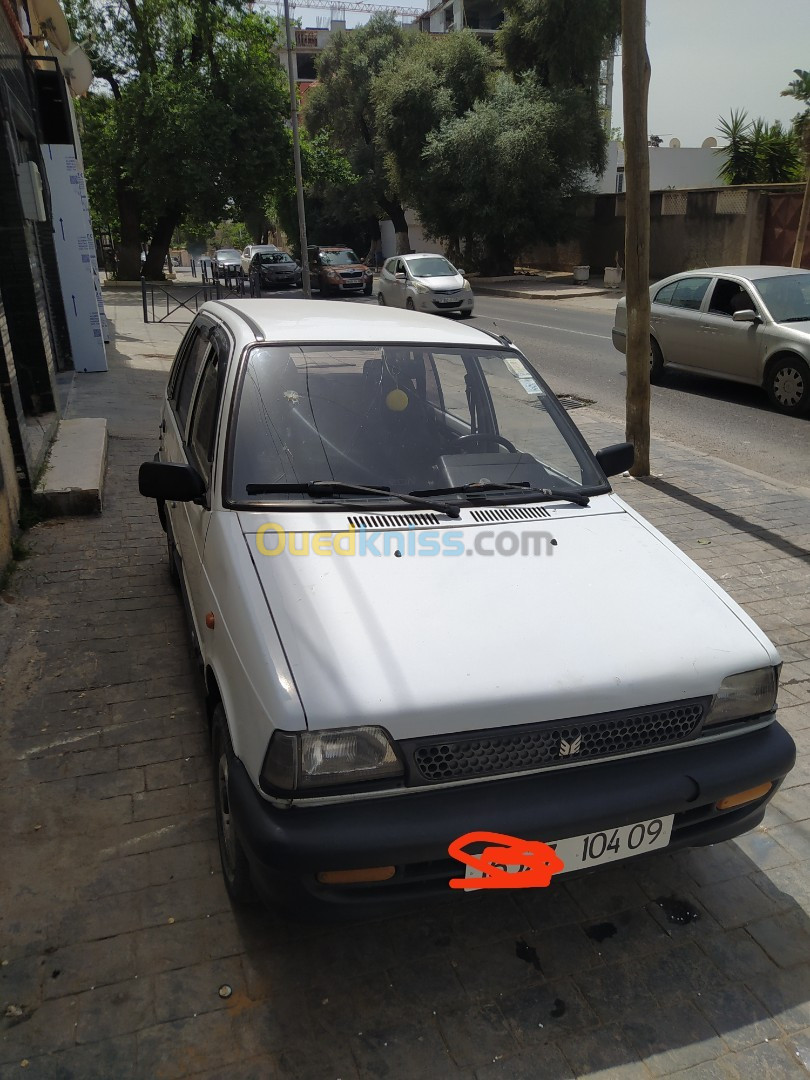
[782,316,810,323]
[410,482,590,507]
[244,480,461,518]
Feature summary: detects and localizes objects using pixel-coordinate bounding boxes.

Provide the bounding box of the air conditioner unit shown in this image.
[16,161,47,222]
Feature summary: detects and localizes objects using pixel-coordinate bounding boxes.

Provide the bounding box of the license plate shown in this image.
[463,816,673,887]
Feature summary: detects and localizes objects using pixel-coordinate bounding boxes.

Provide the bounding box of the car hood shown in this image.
[412,273,466,290]
[770,320,810,345]
[240,496,776,740]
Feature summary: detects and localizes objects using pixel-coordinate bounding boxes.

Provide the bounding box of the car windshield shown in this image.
[407,256,457,278]
[259,253,294,264]
[320,249,360,266]
[217,249,241,261]
[751,273,810,323]
[228,344,606,507]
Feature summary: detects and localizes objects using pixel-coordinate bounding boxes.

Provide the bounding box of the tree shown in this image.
[303,14,412,253]
[374,29,495,205]
[622,0,651,478]
[715,110,803,185]
[69,0,290,279]
[781,69,810,267]
[498,0,620,94]
[414,75,606,273]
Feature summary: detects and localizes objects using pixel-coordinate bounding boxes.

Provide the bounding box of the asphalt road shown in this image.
[470,293,810,493]
[248,281,810,492]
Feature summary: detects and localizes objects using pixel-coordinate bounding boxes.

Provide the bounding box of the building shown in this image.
[415,0,504,38]
[594,141,725,195]
[0,0,99,571]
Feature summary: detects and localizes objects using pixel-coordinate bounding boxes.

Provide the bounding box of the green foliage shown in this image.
[303,15,409,229]
[716,109,804,184]
[497,0,620,90]
[782,68,810,154]
[71,0,290,267]
[374,30,495,198]
[419,76,604,271]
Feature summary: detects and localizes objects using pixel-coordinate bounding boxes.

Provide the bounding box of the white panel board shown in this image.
[40,143,108,372]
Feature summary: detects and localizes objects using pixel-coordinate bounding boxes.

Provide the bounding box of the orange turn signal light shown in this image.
[316,866,396,884]
[716,782,772,811]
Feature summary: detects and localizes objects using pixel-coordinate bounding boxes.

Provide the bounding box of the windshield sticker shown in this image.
[517,377,541,395]
[503,357,542,395]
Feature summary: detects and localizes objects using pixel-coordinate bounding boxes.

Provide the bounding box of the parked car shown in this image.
[378,253,474,317]
[249,250,302,290]
[212,248,243,280]
[139,299,794,912]
[241,244,279,276]
[308,245,373,296]
[612,265,810,416]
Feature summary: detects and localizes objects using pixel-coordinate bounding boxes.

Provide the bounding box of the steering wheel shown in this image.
[454,433,519,454]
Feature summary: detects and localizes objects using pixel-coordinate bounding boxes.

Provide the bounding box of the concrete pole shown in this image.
[283,0,311,297]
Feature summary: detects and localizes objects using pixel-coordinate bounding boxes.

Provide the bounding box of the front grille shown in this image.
[340,270,363,278]
[409,701,706,783]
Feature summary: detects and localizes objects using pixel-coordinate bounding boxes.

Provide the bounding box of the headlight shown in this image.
[260,726,403,793]
[704,667,779,727]
[413,281,430,294]
[463,278,471,290]
[324,269,340,279]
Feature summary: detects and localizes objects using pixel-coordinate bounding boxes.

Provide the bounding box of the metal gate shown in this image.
[760,192,810,269]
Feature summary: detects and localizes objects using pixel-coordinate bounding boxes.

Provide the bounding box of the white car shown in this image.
[241,244,279,276]
[378,253,474,317]
[139,300,794,912]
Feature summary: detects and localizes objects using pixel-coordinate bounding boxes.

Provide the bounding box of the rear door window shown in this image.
[670,277,711,311]
[173,329,213,433]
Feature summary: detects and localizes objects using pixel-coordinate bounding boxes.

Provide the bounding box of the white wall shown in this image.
[590,141,723,194]
[380,209,446,258]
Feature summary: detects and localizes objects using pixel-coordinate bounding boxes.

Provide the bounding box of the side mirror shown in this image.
[457,268,465,276]
[732,309,759,323]
[395,271,406,280]
[139,460,206,502]
[595,441,634,477]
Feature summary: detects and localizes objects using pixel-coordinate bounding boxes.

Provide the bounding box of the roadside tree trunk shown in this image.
[621,0,651,477]
[115,180,142,281]
[143,209,180,279]
[792,128,810,267]
[366,216,382,264]
[380,198,411,254]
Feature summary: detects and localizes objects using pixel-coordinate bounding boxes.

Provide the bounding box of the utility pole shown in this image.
[621,0,651,476]
[283,0,311,297]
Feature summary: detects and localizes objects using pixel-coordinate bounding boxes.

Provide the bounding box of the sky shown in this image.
[323,0,810,150]
[609,0,809,147]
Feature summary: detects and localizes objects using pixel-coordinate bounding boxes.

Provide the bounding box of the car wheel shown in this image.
[212,706,257,905]
[650,338,665,384]
[460,310,473,319]
[766,356,810,416]
[377,292,386,305]
[406,298,415,311]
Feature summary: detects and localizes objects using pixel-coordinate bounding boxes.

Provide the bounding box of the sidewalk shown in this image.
[472,273,621,301]
[1,288,809,1079]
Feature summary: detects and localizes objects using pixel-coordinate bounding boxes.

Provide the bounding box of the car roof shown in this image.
[672,265,810,279]
[203,299,502,347]
[402,253,450,260]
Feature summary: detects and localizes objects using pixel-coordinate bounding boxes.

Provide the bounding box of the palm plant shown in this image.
[715,109,802,184]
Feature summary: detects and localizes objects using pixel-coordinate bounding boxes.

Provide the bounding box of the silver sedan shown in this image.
[377,253,474,317]
[612,265,810,416]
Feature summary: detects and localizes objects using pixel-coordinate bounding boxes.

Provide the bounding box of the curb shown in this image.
[474,286,617,300]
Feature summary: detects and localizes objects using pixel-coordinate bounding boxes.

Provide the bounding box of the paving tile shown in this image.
[621,1001,726,1077]
[499,977,599,1042]
[350,1020,456,1077]
[695,983,782,1051]
[695,875,782,929]
[437,1002,517,1069]
[747,910,810,968]
[22,1034,139,1079]
[555,1023,650,1079]
[473,1043,575,1079]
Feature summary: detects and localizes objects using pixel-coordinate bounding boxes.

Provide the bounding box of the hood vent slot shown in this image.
[346,512,442,529]
[468,505,551,523]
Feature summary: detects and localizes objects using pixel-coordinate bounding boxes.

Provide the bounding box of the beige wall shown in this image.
[0,404,21,576]
[519,184,802,280]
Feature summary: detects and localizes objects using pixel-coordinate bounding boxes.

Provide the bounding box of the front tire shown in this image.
[212,706,257,905]
[406,298,415,311]
[650,338,665,384]
[766,356,810,416]
[377,292,386,305]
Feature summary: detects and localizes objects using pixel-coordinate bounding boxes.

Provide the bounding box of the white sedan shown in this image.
[377,253,474,317]
[139,299,793,913]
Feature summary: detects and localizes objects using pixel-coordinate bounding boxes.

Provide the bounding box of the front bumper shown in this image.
[415,293,474,314]
[228,720,795,910]
[612,327,627,353]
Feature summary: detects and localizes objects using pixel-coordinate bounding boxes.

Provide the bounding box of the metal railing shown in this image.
[141,275,249,323]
